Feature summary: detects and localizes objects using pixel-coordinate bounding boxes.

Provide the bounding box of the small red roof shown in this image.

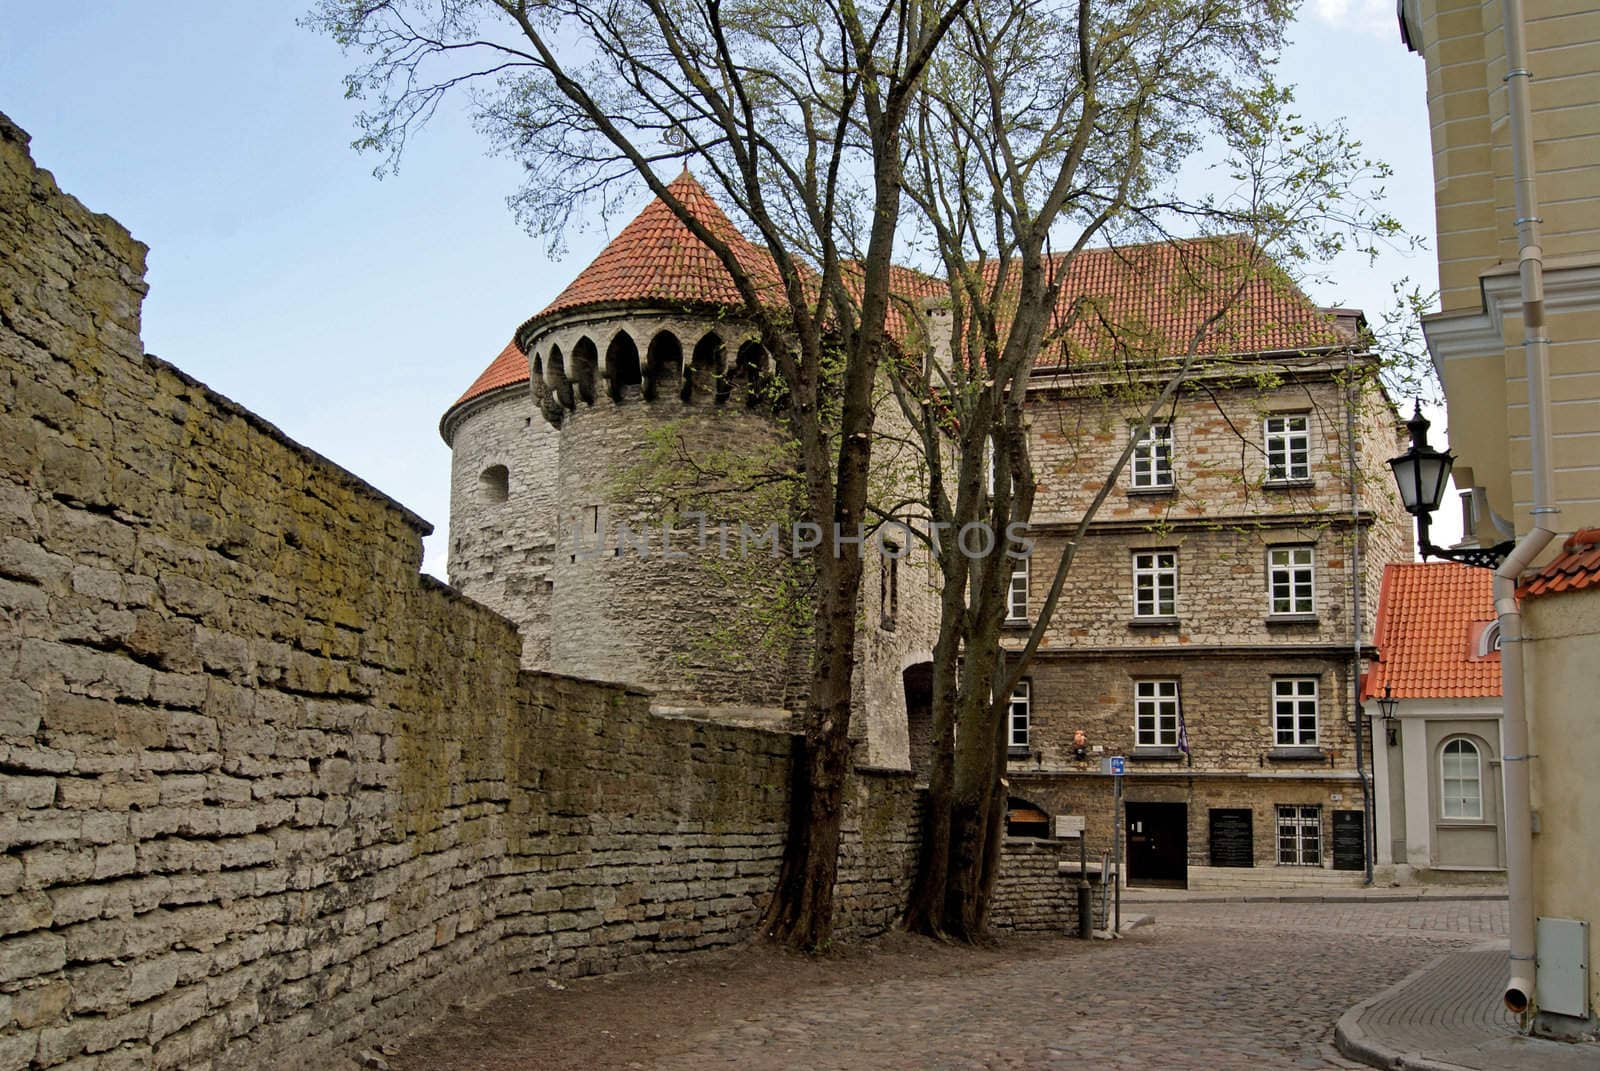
[451,338,527,410]
[1364,563,1500,701]
[1519,528,1600,599]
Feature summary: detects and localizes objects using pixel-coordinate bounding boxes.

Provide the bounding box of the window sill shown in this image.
[1128,485,1177,497]
[1267,747,1325,761]
[1129,616,1179,628]
[1006,748,1033,761]
[1437,819,1493,828]
[1002,618,1031,631]
[1262,478,1314,490]
[1131,746,1185,760]
[1265,613,1320,626]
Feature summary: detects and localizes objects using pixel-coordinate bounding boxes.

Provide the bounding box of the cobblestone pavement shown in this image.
[387,900,1510,1071]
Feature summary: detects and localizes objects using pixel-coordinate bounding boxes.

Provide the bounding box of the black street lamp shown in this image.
[1377,683,1400,748]
[1386,402,1514,569]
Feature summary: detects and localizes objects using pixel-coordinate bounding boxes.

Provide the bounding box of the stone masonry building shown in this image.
[994,247,1415,889]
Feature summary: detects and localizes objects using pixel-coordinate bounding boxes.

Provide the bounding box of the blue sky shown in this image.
[0,1,1450,576]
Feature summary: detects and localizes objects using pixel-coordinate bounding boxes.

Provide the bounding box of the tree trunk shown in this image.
[903,625,961,935]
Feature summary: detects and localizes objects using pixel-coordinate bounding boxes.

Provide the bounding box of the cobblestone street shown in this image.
[387,899,1509,1071]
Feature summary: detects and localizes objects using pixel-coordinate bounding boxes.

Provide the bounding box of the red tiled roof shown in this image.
[1025,237,1343,366]
[447,186,1351,415]
[520,170,784,334]
[451,338,527,409]
[1519,528,1600,599]
[1364,563,1500,701]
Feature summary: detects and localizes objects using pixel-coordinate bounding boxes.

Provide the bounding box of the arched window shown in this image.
[478,464,509,504]
[547,345,574,410]
[691,332,724,403]
[569,336,599,406]
[1441,738,1483,819]
[643,330,683,401]
[1476,621,1502,657]
[606,331,642,402]
[734,340,767,406]
[1004,795,1050,838]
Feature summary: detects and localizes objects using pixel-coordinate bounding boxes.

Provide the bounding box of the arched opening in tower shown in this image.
[531,353,563,426]
[569,336,599,406]
[606,331,642,403]
[547,345,575,410]
[690,332,724,403]
[734,340,768,406]
[643,330,683,402]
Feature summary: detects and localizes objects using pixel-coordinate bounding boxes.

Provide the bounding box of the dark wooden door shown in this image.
[1126,802,1188,886]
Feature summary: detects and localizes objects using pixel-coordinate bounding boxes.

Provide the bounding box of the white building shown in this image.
[1366,562,1506,880]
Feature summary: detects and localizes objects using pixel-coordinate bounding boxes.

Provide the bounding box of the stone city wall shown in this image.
[0,112,928,1071]
[988,839,1084,933]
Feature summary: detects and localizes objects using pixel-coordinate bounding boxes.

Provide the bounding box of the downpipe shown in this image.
[1497,0,1558,1017]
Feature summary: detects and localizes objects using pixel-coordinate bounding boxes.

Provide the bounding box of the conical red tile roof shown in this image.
[520,170,783,333]
[1364,563,1500,700]
[451,338,527,409]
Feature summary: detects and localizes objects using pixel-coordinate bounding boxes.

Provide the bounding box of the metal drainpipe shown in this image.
[1345,355,1374,886]
[1497,0,1559,1018]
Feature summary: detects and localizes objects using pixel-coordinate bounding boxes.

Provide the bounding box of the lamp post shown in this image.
[1386,402,1515,569]
[1377,683,1399,748]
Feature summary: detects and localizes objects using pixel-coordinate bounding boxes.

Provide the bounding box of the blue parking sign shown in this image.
[1109,756,1126,776]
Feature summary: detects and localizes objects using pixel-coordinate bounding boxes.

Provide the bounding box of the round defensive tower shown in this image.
[440,338,561,669]
[442,172,807,708]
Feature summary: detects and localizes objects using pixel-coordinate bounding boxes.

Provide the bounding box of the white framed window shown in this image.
[1007,558,1029,622]
[1276,804,1321,865]
[1273,677,1319,746]
[1133,550,1177,618]
[1441,738,1483,819]
[1264,414,1311,482]
[1131,423,1174,489]
[1008,681,1031,751]
[1267,546,1315,615]
[1135,679,1180,747]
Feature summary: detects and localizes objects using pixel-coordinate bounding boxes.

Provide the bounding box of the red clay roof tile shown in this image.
[451,338,527,409]
[1364,563,1500,700]
[1519,528,1600,600]
[520,170,784,332]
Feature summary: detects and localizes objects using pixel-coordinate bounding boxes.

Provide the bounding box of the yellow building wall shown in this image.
[1414,0,1600,535]
[1410,0,1600,1028]
[1524,588,1600,1019]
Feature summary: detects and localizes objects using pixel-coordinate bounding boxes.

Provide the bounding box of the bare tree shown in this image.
[306,0,970,949]
[885,0,1407,937]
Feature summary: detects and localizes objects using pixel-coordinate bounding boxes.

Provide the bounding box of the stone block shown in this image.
[0,929,66,984]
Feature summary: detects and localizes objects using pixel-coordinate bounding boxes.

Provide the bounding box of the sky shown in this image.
[0,1,1457,578]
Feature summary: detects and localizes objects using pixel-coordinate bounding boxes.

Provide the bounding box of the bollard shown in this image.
[1077,882,1094,938]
